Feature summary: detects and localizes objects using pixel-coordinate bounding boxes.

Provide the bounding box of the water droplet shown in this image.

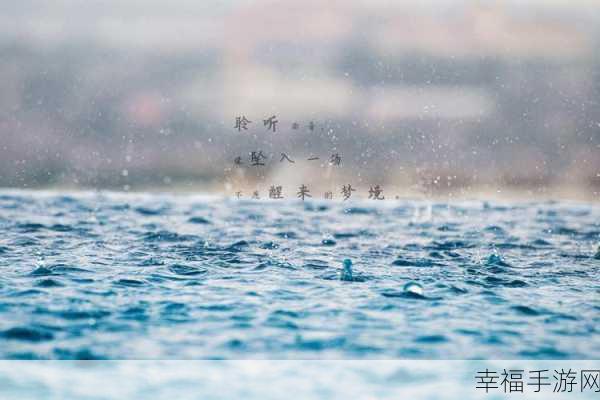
[403,281,423,296]
[340,259,353,281]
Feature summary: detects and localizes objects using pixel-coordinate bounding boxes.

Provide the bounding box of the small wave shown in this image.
[1,327,54,342]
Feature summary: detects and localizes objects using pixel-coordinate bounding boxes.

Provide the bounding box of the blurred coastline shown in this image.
[1,0,599,200]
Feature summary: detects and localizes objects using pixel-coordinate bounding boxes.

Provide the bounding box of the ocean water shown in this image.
[0,191,598,360]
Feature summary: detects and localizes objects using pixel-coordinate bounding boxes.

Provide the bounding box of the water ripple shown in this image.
[0,192,598,359]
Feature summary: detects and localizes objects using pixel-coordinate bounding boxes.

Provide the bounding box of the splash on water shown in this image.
[340,259,354,281]
[403,281,424,296]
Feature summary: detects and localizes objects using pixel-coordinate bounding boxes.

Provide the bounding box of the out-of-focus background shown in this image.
[1,0,599,199]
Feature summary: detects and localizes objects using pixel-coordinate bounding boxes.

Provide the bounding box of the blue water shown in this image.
[0,191,598,359]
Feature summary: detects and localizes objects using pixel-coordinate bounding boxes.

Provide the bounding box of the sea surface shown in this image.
[0,191,598,359]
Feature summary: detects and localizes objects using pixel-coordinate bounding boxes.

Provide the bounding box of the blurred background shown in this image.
[1,0,599,199]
